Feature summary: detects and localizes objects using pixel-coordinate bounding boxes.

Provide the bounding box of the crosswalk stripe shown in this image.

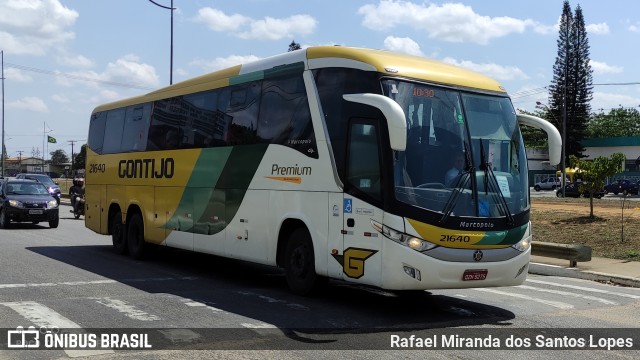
[0,277,198,290]
[1,301,114,358]
[91,298,160,321]
[473,288,574,309]
[526,279,640,299]
[184,301,222,312]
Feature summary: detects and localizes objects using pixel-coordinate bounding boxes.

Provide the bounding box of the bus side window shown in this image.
[258,74,317,157]
[121,104,150,152]
[88,111,107,154]
[347,122,382,202]
[102,108,126,154]
[226,82,261,145]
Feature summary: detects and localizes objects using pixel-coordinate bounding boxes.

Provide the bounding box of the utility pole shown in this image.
[68,140,78,177]
[1,50,5,177]
[16,150,23,174]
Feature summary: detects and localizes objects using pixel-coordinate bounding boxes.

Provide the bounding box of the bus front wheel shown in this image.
[127,213,146,260]
[112,211,127,255]
[284,228,321,296]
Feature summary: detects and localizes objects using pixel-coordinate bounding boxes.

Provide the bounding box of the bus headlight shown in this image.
[512,237,531,252]
[371,220,437,252]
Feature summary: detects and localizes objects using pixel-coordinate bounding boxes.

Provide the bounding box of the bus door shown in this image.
[85,184,106,234]
[339,121,384,285]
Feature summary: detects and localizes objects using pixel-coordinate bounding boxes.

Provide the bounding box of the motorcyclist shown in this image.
[70,178,85,214]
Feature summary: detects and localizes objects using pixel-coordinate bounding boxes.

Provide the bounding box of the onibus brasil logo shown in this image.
[7,326,152,349]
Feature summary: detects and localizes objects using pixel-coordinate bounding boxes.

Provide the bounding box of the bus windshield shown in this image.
[382,79,529,219]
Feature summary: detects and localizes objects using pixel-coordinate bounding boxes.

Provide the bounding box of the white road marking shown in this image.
[526,279,640,299]
[92,298,160,321]
[2,301,114,357]
[0,277,198,290]
[236,290,309,310]
[241,322,280,336]
[0,280,115,289]
[241,322,278,329]
[184,301,222,312]
[517,285,618,305]
[473,288,574,309]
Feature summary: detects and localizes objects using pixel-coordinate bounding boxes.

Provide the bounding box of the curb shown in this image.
[529,262,640,288]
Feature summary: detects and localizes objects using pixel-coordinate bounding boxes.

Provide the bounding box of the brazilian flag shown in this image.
[47,135,57,144]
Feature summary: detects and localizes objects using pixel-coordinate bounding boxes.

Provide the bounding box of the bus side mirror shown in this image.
[516,113,562,165]
[343,93,407,151]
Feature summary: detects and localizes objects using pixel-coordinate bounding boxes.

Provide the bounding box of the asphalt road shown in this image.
[1,204,639,359]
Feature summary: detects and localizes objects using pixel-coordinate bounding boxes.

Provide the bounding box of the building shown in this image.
[526,136,640,185]
[2,157,68,178]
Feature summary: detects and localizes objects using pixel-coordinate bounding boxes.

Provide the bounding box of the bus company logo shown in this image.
[266,163,312,184]
[7,326,40,348]
[473,250,484,262]
[118,158,175,179]
[332,247,378,279]
[459,221,495,229]
[270,163,311,176]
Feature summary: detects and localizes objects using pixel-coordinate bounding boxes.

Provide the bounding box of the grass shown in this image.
[531,196,640,261]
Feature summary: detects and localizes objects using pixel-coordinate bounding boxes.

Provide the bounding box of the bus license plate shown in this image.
[462,269,487,281]
[29,210,43,215]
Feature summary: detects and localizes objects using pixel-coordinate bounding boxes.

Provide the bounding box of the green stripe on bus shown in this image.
[475,223,528,245]
[165,144,269,235]
[229,62,305,86]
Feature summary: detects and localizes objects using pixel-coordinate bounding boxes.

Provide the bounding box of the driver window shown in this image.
[347,122,382,202]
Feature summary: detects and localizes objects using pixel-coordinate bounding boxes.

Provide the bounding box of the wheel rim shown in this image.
[290,244,309,278]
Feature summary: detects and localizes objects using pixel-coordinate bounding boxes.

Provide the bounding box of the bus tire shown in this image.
[112,211,127,255]
[127,213,146,260]
[284,228,321,296]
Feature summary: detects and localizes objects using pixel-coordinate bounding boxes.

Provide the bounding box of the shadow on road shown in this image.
[26,243,516,349]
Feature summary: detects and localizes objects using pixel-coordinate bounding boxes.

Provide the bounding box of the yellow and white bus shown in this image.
[85,46,561,295]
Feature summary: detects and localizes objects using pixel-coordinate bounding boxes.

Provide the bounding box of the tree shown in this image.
[518,109,549,148]
[587,107,640,138]
[548,1,593,162]
[74,144,87,172]
[31,146,41,160]
[288,40,301,52]
[49,149,69,164]
[569,153,624,218]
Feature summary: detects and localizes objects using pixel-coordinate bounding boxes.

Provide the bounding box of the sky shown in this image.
[1,0,639,160]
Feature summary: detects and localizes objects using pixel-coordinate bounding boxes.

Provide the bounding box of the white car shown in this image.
[534,177,562,191]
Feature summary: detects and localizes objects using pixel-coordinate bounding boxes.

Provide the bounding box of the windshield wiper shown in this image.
[478,139,514,224]
[441,141,474,223]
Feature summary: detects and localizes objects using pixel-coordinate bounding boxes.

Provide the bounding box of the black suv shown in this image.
[15,173,62,204]
[0,178,59,228]
[556,182,604,199]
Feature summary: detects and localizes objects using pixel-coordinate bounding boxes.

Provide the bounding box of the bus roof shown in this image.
[93,46,507,113]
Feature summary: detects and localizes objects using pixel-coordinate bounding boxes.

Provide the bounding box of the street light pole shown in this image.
[148,0,175,85]
[1,50,5,176]
[536,101,566,196]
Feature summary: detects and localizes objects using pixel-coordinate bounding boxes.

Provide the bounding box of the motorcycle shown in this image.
[70,193,85,219]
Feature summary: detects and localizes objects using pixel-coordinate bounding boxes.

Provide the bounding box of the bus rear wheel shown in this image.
[127,213,146,260]
[284,228,322,296]
[112,211,127,255]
